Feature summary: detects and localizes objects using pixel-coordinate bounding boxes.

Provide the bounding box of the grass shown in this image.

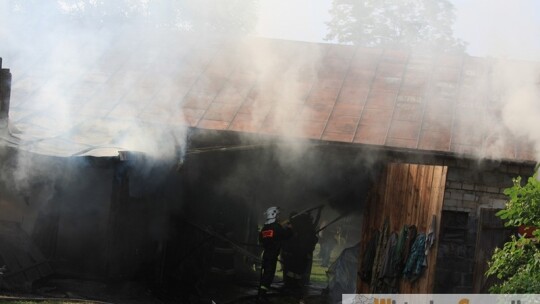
[309,243,340,285]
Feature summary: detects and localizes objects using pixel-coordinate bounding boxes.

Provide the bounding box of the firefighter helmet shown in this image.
[264,206,280,224]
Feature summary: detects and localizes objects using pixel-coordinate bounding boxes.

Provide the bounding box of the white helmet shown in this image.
[264,206,280,224]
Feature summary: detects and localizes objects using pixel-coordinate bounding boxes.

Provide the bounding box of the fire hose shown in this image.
[280,204,324,226]
[316,213,347,234]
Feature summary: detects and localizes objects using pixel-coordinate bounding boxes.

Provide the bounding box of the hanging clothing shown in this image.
[403,225,417,264]
[370,219,389,292]
[377,232,398,293]
[360,231,379,283]
[379,232,398,280]
[421,215,437,271]
[402,233,426,282]
[392,225,408,275]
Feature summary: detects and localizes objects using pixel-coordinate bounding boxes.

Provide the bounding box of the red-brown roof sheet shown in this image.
[5,37,537,161]
[178,39,536,162]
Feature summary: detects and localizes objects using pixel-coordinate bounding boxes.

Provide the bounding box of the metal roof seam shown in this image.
[350,48,384,144]
[188,47,231,128]
[382,49,412,147]
[447,54,470,156]
[319,45,360,141]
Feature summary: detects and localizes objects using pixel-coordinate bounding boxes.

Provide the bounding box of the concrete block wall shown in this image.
[434,159,535,293]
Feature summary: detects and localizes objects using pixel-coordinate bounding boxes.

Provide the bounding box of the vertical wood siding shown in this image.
[357,163,447,293]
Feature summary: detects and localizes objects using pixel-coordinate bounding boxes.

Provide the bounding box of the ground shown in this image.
[0,244,342,303]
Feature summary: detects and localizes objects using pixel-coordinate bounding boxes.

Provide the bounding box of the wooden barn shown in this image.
[0,36,537,297]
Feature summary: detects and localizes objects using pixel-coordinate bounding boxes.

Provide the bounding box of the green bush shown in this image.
[487,174,540,293]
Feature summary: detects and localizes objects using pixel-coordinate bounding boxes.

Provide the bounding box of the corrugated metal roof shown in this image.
[3,37,537,162]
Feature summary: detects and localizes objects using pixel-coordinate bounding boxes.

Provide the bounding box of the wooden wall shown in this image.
[472,208,514,293]
[357,163,447,293]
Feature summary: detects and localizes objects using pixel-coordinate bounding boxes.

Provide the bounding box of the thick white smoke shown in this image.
[452,1,540,161]
[0,1,259,161]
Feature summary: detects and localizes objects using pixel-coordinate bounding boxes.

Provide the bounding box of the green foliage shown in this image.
[325,0,466,52]
[6,0,258,34]
[497,175,540,228]
[487,173,540,293]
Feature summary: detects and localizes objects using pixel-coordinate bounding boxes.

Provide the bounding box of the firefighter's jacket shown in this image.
[259,222,293,259]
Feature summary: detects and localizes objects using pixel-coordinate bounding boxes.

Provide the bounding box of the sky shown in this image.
[256,0,540,61]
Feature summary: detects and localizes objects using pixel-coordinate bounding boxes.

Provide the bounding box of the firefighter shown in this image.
[258,206,293,298]
[281,212,318,303]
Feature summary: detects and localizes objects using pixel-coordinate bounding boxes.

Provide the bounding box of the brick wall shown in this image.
[434,159,535,293]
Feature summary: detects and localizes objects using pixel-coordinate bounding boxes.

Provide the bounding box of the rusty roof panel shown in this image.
[182,93,215,110]
[332,102,364,117]
[422,113,453,133]
[306,82,342,105]
[346,66,377,78]
[325,115,360,134]
[451,128,484,147]
[386,138,418,149]
[418,130,451,151]
[401,75,429,91]
[360,108,393,125]
[371,76,402,92]
[516,143,536,162]
[326,44,356,60]
[387,120,421,141]
[322,132,355,143]
[431,81,460,99]
[436,54,464,68]
[350,59,379,71]
[396,93,424,105]
[377,62,406,79]
[408,53,434,65]
[434,68,462,82]
[483,136,517,160]
[181,107,205,122]
[336,87,369,105]
[450,144,479,156]
[229,113,265,133]
[365,90,398,109]
[354,123,388,145]
[297,120,326,139]
[259,120,296,135]
[393,103,423,122]
[5,37,537,162]
[381,49,409,64]
[424,97,453,114]
[320,56,350,70]
[202,103,239,122]
[197,119,230,130]
[238,102,272,116]
[299,103,333,122]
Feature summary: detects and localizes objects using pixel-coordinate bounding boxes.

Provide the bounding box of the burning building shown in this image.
[0,36,538,302]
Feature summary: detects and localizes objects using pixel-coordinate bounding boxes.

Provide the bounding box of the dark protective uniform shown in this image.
[259,221,293,290]
[281,213,318,299]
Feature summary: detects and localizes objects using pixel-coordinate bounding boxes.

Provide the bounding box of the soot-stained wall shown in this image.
[0,146,116,278]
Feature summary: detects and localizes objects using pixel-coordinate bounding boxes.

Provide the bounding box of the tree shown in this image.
[325,0,466,52]
[3,0,258,34]
[486,172,540,293]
